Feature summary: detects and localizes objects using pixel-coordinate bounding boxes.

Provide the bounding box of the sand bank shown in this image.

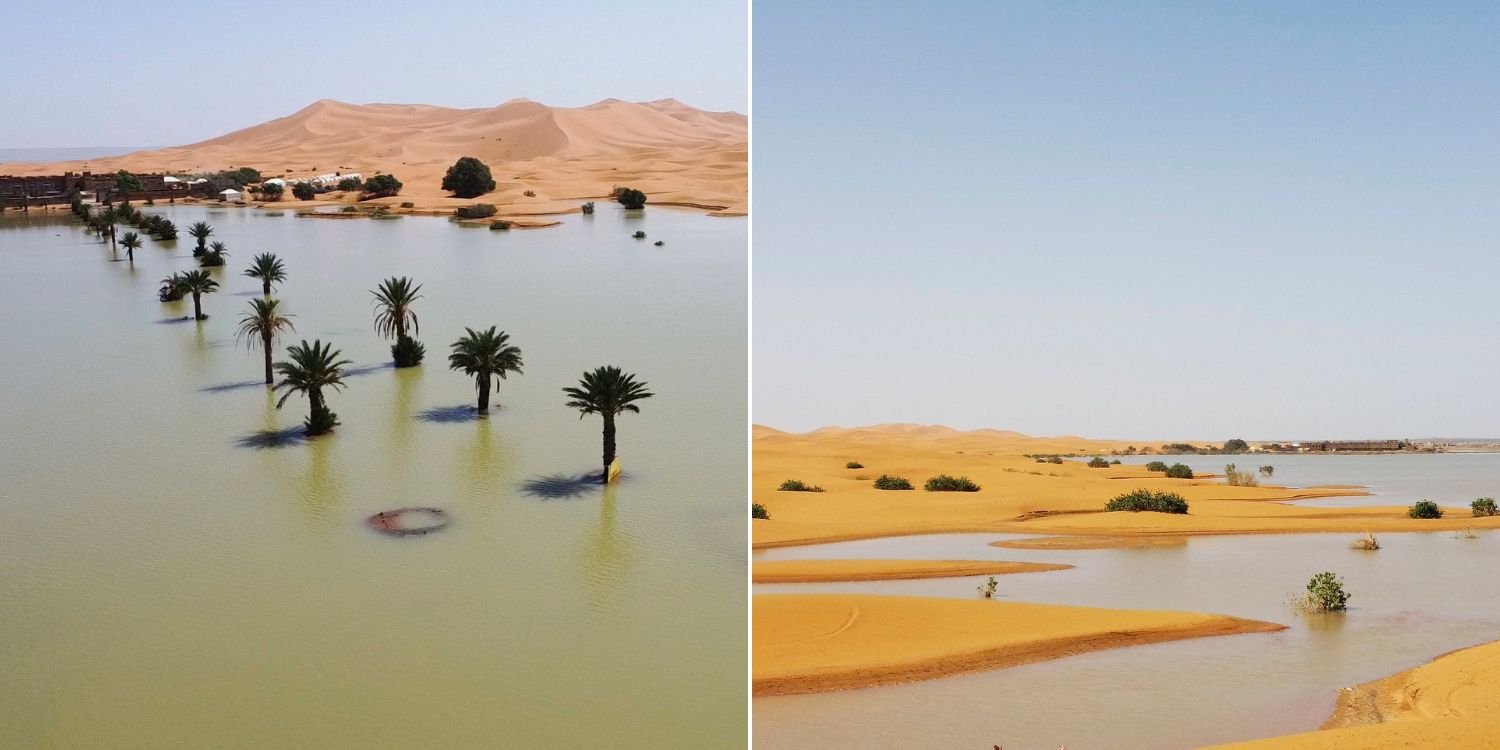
[1210,640,1500,748]
[752,558,1070,583]
[752,424,1500,549]
[753,593,1283,696]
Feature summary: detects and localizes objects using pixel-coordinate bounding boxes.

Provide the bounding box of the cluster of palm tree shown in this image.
[67,196,178,260]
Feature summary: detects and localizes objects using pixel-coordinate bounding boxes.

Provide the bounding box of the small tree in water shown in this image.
[1302,571,1350,612]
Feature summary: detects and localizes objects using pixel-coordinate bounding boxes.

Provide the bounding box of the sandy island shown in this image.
[0,98,746,220]
[752,558,1070,583]
[754,593,1283,696]
[1210,640,1500,748]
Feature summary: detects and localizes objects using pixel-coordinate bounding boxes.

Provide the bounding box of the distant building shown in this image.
[219,188,242,201]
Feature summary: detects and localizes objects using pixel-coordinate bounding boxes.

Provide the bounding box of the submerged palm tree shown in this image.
[447,327,524,412]
[97,208,118,251]
[244,252,287,295]
[119,231,141,262]
[188,221,213,257]
[563,366,654,482]
[177,269,218,320]
[273,340,351,436]
[201,241,229,268]
[372,276,424,367]
[158,272,186,302]
[236,298,296,385]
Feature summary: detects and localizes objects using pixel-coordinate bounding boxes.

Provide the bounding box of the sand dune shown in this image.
[1211,640,1500,748]
[0,98,746,216]
[753,593,1283,696]
[752,559,1070,583]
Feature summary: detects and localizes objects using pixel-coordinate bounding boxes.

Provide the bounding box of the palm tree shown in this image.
[236,298,296,385]
[158,272,186,302]
[244,253,287,295]
[188,221,213,257]
[177,269,219,320]
[97,208,117,251]
[563,366,654,482]
[119,231,141,262]
[273,340,351,436]
[201,241,229,268]
[371,276,422,340]
[446,327,524,412]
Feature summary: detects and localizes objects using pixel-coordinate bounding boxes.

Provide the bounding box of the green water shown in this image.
[0,204,746,748]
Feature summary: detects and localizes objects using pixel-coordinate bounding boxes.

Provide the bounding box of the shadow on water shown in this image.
[416,404,486,424]
[519,472,609,499]
[235,426,309,450]
[154,316,197,325]
[201,379,267,394]
[345,362,396,378]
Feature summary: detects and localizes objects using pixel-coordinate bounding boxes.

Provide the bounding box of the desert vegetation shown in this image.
[1473,497,1497,517]
[614,187,648,209]
[455,204,497,219]
[778,480,825,492]
[563,366,654,483]
[1105,489,1189,514]
[1165,463,1194,479]
[1295,571,1350,613]
[442,157,497,198]
[924,475,980,492]
[1408,500,1444,519]
[752,503,770,520]
[846,461,864,469]
[873,475,914,491]
[1223,463,1259,486]
[371,277,425,367]
[447,327,524,412]
[1350,532,1380,551]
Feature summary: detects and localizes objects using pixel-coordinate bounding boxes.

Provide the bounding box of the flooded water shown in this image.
[0,204,746,748]
[754,529,1500,749]
[1112,452,1500,508]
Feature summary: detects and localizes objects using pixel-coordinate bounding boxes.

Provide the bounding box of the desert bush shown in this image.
[1473,497,1497,517]
[581,201,595,214]
[292,182,316,201]
[846,461,864,469]
[1165,463,1194,479]
[632,230,647,239]
[523,190,536,197]
[489,220,513,230]
[1302,571,1350,612]
[1224,463,1259,487]
[338,177,364,191]
[615,187,647,209]
[304,405,340,437]
[752,503,770,520]
[1350,532,1380,551]
[1259,465,1275,476]
[977,576,998,598]
[340,205,358,213]
[442,157,497,198]
[399,201,414,208]
[1106,489,1189,514]
[455,203,497,219]
[778,479,825,493]
[1145,461,1169,472]
[363,174,403,198]
[924,474,980,492]
[259,182,285,201]
[873,475,914,491]
[1223,438,1249,453]
[391,335,425,368]
[1408,500,1443,519]
[1087,457,1111,468]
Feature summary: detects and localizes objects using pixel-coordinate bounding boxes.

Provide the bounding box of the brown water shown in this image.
[754,528,1500,749]
[0,204,746,748]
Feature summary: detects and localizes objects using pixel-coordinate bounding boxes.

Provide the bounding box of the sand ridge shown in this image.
[752,558,1071,583]
[0,98,746,217]
[753,593,1284,696]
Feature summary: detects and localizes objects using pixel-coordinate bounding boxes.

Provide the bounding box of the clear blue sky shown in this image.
[0,0,746,147]
[753,1,1500,439]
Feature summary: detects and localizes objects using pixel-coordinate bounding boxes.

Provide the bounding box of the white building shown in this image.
[219,188,241,201]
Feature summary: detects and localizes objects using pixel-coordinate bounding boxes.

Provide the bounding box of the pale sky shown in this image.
[753,1,1500,439]
[0,0,746,148]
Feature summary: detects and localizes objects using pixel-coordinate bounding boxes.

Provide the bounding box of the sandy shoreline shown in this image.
[752,558,1070,583]
[754,593,1283,696]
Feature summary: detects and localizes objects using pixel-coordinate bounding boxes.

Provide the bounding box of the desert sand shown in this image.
[753,593,1282,696]
[752,424,1500,549]
[752,558,1070,583]
[1211,640,1500,748]
[0,98,746,217]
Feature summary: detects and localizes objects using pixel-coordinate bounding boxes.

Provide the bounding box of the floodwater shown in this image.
[1111,452,1500,508]
[0,203,746,748]
[755,525,1500,748]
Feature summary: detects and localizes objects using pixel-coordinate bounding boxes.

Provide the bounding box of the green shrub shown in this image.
[1145,461,1169,472]
[363,174,403,198]
[441,157,496,198]
[1105,489,1189,514]
[455,203,497,219]
[1303,571,1350,612]
[1165,463,1194,479]
[977,576,998,598]
[752,503,769,520]
[1473,498,1498,517]
[338,177,364,191]
[924,474,980,492]
[1224,463,1258,487]
[259,182,285,201]
[399,201,414,208]
[615,187,647,209]
[1087,457,1110,468]
[1049,456,1063,464]
[292,182,316,200]
[778,479,825,493]
[340,205,358,213]
[1408,500,1443,519]
[632,230,647,239]
[873,475,913,491]
[391,335,425,368]
[846,461,864,469]
[1223,438,1249,453]
[1259,465,1275,476]
[304,405,340,436]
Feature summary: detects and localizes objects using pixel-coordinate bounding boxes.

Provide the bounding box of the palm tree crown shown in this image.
[371,276,422,340]
[447,327,524,411]
[244,253,287,294]
[178,269,219,319]
[236,298,296,385]
[188,221,213,256]
[273,340,352,409]
[563,366,654,418]
[120,231,142,260]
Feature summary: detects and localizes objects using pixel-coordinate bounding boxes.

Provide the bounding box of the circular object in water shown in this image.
[367,507,450,537]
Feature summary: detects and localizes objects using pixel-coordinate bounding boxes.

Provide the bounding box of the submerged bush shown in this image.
[1350,532,1380,551]
[1105,489,1189,514]
[455,203,497,219]
[1224,463,1259,487]
[751,503,769,520]
[391,335,425,368]
[846,461,864,469]
[1165,463,1195,479]
[304,405,340,437]
[1087,457,1111,468]
[489,219,513,230]
[1473,497,1497,517]
[632,230,647,239]
[615,187,647,209]
[778,479,825,493]
[1302,571,1350,612]
[873,475,913,491]
[924,474,980,492]
[977,576,998,598]
[1408,500,1443,519]
[1145,461,1169,472]
[581,201,595,214]
[1259,465,1275,477]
